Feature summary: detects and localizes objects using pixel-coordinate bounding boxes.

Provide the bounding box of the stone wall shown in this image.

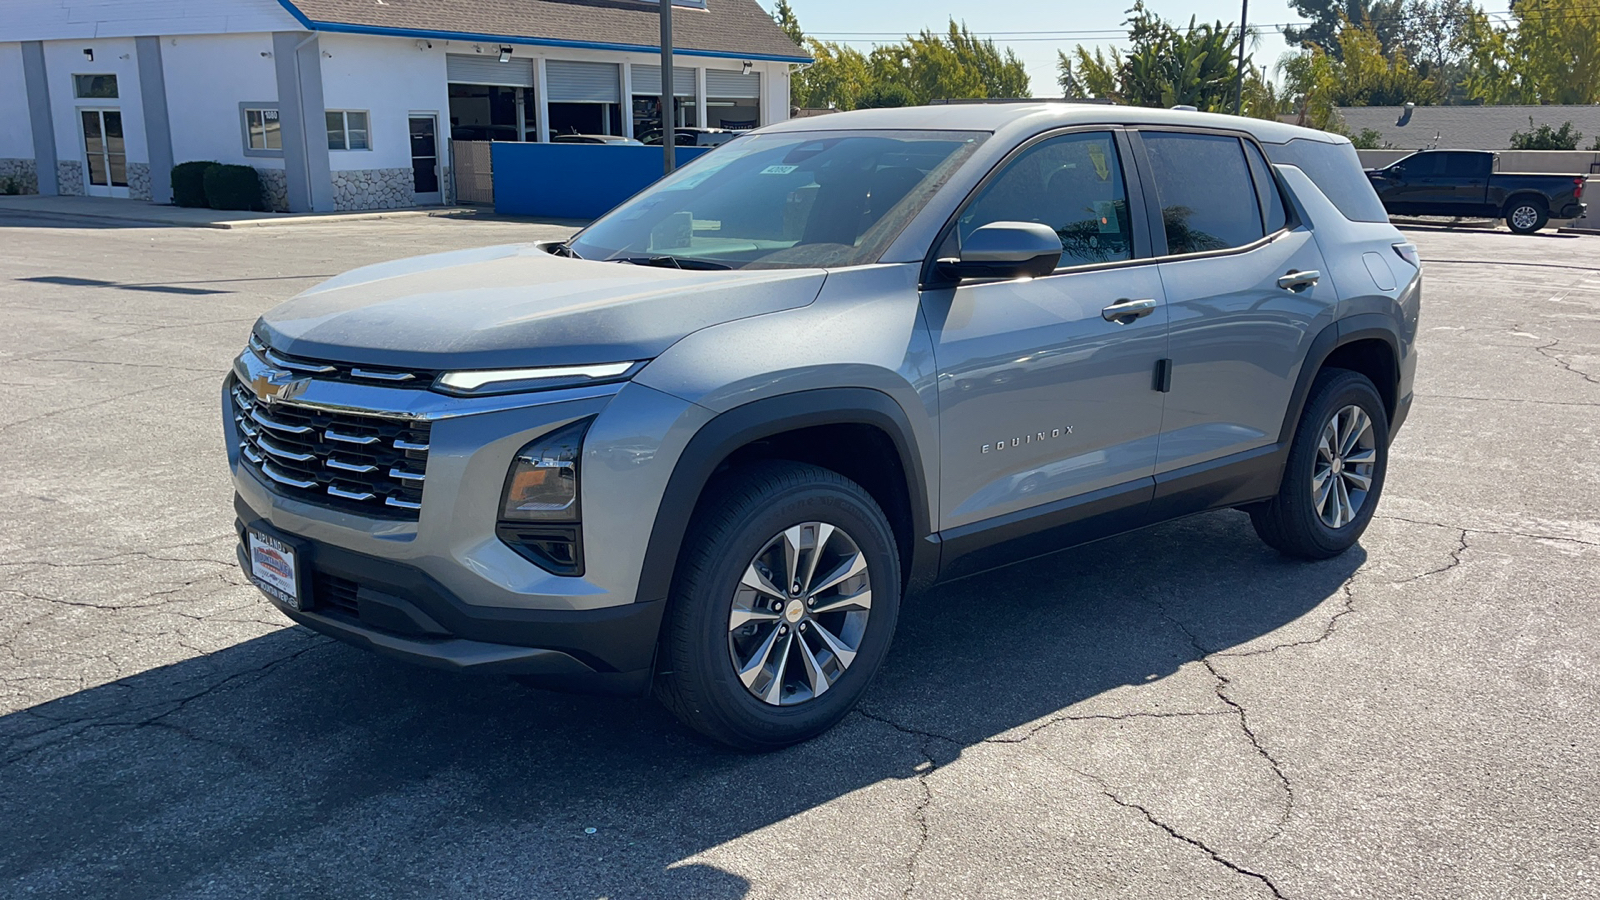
[0,159,39,195]
[255,168,289,213]
[57,161,85,196]
[127,163,151,201]
[331,168,415,211]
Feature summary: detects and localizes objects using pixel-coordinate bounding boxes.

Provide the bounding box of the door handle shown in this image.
[1101,297,1157,324]
[1277,270,1321,292]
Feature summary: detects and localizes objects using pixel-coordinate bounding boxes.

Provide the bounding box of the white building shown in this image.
[0,0,808,211]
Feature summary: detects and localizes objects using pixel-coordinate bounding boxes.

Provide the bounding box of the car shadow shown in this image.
[0,511,1361,898]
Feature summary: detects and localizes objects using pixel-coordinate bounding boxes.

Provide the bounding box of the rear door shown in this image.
[922,129,1167,532]
[1440,151,1492,212]
[1130,129,1334,480]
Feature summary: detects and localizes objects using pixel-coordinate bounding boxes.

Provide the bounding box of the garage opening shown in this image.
[546,60,623,139]
[446,54,536,142]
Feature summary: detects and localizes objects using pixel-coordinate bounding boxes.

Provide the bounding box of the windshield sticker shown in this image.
[761,164,799,175]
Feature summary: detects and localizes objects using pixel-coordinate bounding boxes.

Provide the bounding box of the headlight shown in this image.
[498,418,592,576]
[436,362,642,396]
[501,418,589,521]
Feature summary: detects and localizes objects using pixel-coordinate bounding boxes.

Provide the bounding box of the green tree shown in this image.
[1057,2,1285,118]
[1285,0,1406,56]
[792,39,873,110]
[1461,0,1600,104]
[858,82,917,108]
[771,0,804,47]
[1510,119,1584,151]
[1278,17,1436,129]
[870,21,1031,104]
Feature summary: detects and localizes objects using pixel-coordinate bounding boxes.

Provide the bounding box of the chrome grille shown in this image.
[248,334,441,389]
[230,380,430,518]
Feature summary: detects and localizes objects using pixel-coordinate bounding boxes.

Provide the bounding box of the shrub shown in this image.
[1509,118,1582,151]
[171,161,218,208]
[202,164,262,211]
[857,83,917,109]
[1352,128,1387,150]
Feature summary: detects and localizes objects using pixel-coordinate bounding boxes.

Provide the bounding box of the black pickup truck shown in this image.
[1365,149,1588,234]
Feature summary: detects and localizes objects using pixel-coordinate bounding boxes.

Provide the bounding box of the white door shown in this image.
[80,109,129,198]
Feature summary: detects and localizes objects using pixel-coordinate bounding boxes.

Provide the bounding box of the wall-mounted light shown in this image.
[498,46,513,64]
[741,60,753,76]
[415,39,433,51]
[83,48,94,62]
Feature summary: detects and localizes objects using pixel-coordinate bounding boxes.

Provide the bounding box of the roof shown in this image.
[763,103,1344,145]
[1336,104,1600,151]
[280,0,810,62]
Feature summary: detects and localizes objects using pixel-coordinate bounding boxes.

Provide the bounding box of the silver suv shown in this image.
[227,105,1419,749]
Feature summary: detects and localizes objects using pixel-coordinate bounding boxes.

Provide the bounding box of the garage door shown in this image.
[706,69,760,99]
[632,65,695,97]
[546,61,620,103]
[446,54,535,88]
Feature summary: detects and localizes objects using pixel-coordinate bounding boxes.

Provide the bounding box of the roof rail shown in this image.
[927,97,1117,106]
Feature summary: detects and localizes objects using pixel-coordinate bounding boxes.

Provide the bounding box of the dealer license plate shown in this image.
[247,527,303,611]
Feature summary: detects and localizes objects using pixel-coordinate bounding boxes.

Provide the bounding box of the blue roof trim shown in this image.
[274,0,812,63]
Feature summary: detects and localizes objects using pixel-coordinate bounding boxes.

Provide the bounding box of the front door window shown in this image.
[81,109,129,198]
[409,115,440,199]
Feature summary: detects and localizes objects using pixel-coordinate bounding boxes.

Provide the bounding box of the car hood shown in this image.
[257,243,828,369]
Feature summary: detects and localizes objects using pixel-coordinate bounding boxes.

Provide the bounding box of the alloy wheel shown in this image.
[1510,205,1540,231]
[1312,404,1377,529]
[727,522,872,706]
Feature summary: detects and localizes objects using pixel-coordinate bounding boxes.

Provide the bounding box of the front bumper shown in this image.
[235,507,664,693]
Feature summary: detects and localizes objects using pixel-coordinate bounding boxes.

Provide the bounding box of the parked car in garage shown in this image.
[552,134,646,145]
[639,126,739,147]
[1364,149,1587,233]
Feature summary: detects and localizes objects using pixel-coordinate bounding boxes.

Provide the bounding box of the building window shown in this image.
[245,108,282,151]
[74,74,118,99]
[326,110,370,151]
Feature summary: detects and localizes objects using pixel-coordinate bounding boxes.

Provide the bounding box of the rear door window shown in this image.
[1442,152,1488,177]
[1140,131,1264,255]
[1243,141,1289,234]
[957,131,1134,269]
[1260,138,1389,223]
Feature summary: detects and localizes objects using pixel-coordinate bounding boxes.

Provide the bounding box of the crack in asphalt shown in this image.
[851,708,951,899]
[0,637,329,769]
[1375,514,1599,548]
[0,543,236,570]
[1095,784,1289,899]
[1419,392,1600,408]
[1534,339,1600,386]
[1146,597,1296,840]
[0,372,219,435]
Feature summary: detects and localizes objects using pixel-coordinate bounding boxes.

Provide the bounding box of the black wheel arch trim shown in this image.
[635,388,937,608]
[1276,315,1403,448]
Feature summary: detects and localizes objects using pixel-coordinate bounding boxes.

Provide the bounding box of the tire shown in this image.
[1505,199,1549,235]
[1250,368,1389,560]
[655,461,901,751]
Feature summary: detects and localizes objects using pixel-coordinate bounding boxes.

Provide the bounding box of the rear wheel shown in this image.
[1505,199,1549,234]
[1250,368,1389,560]
[655,461,900,751]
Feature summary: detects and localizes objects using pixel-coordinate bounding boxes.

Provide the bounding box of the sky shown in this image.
[763,0,1304,96]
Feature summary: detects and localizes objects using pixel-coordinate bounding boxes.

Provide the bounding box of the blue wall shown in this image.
[491,143,710,220]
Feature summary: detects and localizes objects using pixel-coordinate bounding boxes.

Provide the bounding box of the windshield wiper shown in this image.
[550,242,584,260]
[608,255,731,271]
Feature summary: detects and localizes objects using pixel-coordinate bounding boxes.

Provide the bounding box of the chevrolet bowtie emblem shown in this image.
[250,368,309,405]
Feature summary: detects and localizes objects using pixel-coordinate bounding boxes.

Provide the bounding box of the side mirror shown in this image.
[938,222,1062,281]
[1389,164,1404,177]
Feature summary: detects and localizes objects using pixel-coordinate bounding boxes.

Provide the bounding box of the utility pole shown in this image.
[1233,0,1249,116]
[660,0,675,173]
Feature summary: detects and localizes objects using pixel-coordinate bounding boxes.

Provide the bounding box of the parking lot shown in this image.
[1,213,1596,899]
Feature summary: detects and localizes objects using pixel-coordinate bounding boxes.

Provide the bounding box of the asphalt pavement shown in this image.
[1,214,1596,899]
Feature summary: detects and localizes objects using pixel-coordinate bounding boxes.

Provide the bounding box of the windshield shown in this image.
[565,130,988,270]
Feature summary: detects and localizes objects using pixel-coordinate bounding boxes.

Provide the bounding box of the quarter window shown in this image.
[326,110,370,151]
[73,74,118,99]
[1142,132,1264,255]
[958,131,1133,269]
[244,107,282,151]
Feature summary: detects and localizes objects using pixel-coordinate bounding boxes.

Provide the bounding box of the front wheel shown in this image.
[655,461,901,750]
[1250,368,1389,560]
[1505,200,1549,234]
